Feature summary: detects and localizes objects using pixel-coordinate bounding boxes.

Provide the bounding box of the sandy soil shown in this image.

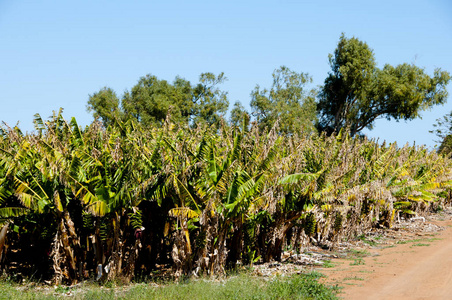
[322,218,452,300]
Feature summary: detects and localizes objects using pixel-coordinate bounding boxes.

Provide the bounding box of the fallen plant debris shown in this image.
[250,206,452,280]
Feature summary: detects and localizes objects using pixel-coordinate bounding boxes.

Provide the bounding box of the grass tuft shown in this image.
[350,258,365,266]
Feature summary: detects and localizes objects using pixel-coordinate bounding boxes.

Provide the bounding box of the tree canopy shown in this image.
[250,66,317,135]
[229,101,250,128]
[86,36,450,141]
[431,111,452,154]
[317,34,451,136]
[86,87,122,127]
[87,72,229,128]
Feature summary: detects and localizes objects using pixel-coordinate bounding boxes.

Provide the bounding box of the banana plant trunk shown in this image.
[105,213,124,281]
[51,210,82,285]
[57,217,78,283]
[0,224,9,266]
[227,217,243,267]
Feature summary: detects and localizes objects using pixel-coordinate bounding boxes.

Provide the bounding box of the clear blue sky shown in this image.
[1,0,451,147]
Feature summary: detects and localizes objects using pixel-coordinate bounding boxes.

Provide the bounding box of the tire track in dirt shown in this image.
[322,219,452,300]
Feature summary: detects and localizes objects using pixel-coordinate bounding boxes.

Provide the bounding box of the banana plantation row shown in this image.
[0,112,451,285]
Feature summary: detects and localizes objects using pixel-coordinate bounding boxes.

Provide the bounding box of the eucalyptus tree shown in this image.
[86,87,122,127]
[317,34,451,136]
[431,111,452,155]
[88,72,229,128]
[229,101,250,129]
[251,66,317,135]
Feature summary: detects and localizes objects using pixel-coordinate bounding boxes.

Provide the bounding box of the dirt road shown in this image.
[322,219,452,300]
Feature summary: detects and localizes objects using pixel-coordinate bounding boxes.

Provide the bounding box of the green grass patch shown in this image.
[0,272,340,300]
[350,258,365,266]
[357,234,382,247]
[397,237,441,245]
[348,249,370,258]
[358,270,374,274]
[426,238,442,242]
[424,233,439,237]
[411,243,430,247]
[343,276,364,281]
[322,260,336,268]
